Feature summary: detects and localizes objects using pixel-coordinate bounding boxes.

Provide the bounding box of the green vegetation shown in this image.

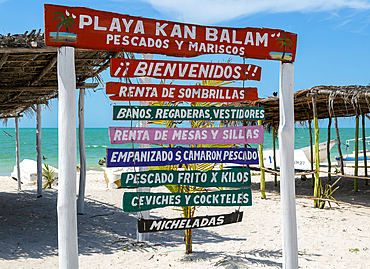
[42,163,56,189]
[317,178,340,209]
[149,79,234,254]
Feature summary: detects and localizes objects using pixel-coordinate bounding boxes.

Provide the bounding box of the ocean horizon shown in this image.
[1,127,369,176]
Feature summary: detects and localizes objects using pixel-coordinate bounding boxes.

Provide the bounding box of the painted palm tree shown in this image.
[52,11,75,40]
[149,79,235,254]
[276,33,293,60]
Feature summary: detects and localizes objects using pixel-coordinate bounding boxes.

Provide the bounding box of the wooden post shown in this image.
[258,120,266,199]
[362,114,368,185]
[77,88,86,214]
[15,116,21,190]
[312,95,320,208]
[137,53,152,242]
[279,62,298,269]
[335,117,344,174]
[354,115,359,192]
[57,46,78,269]
[308,114,314,187]
[327,117,332,181]
[36,104,42,197]
[184,197,192,254]
[272,123,278,186]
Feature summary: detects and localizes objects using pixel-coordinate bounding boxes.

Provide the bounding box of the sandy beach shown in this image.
[1,169,369,268]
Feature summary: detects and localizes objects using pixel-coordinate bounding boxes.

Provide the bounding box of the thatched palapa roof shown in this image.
[0,30,123,119]
[2,31,370,127]
[235,85,370,129]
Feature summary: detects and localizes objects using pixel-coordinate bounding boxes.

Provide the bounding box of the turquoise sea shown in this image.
[0,128,134,176]
[1,127,369,176]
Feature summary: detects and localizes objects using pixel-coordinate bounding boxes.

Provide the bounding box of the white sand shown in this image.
[1,169,369,268]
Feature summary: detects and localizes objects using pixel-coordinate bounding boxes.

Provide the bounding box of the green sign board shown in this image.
[122,189,252,212]
[113,106,265,121]
[120,168,251,188]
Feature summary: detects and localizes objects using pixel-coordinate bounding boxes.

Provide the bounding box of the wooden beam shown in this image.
[0,102,38,107]
[0,47,58,53]
[327,117,332,181]
[0,83,99,92]
[362,114,368,185]
[0,53,9,69]
[258,120,266,199]
[15,117,21,190]
[355,115,359,192]
[31,54,57,86]
[77,82,100,89]
[90,51,121,77]
[0,47,95,54]
[314,88,370,97]
[77,88,86,214]
[36,104,42,198]
[312,95,320,208]
[0,86,56,92]
[3,92,23,104]
[5,57,112,63]
[272,123,277,186]
[0,115,23,119]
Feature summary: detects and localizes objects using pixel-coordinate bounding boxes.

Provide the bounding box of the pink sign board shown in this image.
[109,126,263,145]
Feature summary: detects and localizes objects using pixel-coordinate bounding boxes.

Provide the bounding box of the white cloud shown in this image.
[140,0,370,24]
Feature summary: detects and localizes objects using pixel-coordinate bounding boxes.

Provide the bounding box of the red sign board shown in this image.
[110,59,261,81]
[106,83,257,102]
[44,4,297,62]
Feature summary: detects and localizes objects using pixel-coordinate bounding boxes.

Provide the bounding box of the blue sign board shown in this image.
[106,147,259,167]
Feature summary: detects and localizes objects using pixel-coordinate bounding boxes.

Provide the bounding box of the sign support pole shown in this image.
[57,46,79,269]
[136,53,152,242]
[279,62,298,269]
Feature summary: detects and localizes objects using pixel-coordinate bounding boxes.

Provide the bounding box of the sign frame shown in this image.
[122,189,252,212]
[113,106,265,121]
[137,211,243,233]
[44,4,297,62]
[109,126,264,145]
[118,168,251,188]
[110,58,262,81]
[106,147,259,167]
[106,83,258,102]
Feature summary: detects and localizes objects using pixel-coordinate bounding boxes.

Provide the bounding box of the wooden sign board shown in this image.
[119,168,251,188]
[106,147,259,167]
[106,83,257,102]
[44,4,297,61]
[110,59,262,81]
[113,106,265,121]
[137,211,243,233]
[122,189,252,212]
[109,126,263,145]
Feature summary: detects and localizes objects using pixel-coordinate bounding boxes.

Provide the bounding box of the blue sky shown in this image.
[1,0,370,128]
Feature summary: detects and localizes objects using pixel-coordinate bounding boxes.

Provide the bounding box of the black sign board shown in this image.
[137,211,243,233]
